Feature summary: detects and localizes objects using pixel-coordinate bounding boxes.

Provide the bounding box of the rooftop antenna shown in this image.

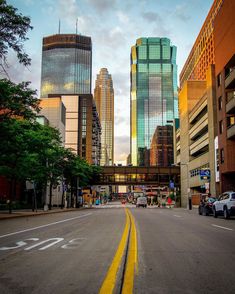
[58,19,61,34]
[76,18,78,34]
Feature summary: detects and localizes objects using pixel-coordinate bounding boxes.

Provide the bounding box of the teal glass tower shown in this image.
[130,37,178,166]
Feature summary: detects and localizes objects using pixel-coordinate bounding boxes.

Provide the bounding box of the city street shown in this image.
[0,203,234,294]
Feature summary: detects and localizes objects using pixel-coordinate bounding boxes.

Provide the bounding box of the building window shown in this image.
[225,66,234,78]
[227,115,235,128]
[218,96,222,110]
[220,148,224,164]
[217,73,222,87]
[219,120,223,134]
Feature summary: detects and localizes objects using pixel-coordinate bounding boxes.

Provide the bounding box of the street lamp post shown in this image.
[180,163,192,210]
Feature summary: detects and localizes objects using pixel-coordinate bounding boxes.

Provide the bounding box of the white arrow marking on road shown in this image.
[24,238,64,251]
[0,213,92,239]
[212,224,233,231]
[173,215,182,218]
[0,238,39,250]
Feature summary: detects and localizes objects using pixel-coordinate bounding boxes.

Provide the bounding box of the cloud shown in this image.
[86,0,116,13]
[174,4,191,22]
[114,135,130,162]
[141,11,170,37]
[1,50,41,95]
[117,11,129,24]
[112,72,129,96]
[115,113,129,126]
[141,12,162,23]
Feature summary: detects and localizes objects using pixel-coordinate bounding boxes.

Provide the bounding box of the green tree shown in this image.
[0,79,40,121]
[0,0,32,73]
[0,119,64,212]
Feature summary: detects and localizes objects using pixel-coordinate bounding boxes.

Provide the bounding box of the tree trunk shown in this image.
[8,178,13,214]
[61,183,64,209]
[49,182,53,210]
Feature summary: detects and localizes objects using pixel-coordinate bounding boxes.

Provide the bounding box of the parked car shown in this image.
[198,196,217,216]
[213,191,235,219]
[136,196,147,208]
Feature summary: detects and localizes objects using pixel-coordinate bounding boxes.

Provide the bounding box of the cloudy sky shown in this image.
[6,0,213,163]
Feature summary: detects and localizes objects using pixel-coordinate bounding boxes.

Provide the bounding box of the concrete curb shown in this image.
[0,207,87,220]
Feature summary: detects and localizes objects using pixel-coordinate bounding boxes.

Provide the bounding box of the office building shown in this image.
[44,94,101,165]
[180,0,223,88]
[94,68,114,166]
[214,0,235,192]
[173,118,180,165]
[39,97,66,145]
[179,66,217,207]
[39,33,100,165]
[150,125,173,166]
[130,37,178,166]
[41,34,92,97]
[178,0,228,206]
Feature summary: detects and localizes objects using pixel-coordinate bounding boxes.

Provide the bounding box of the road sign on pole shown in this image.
[200,169,210,180]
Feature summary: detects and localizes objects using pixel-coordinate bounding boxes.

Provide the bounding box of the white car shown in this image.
[213,191,235,219]
[136,196,147,208]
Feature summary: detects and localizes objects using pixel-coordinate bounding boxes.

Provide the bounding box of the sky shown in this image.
[6,0,214,164]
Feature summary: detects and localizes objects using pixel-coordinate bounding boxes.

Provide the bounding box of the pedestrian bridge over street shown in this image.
[96,165,180,187]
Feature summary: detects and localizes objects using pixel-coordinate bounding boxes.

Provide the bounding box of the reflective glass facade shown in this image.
[94,68,114,166]
[40,34,92,97]
[130,37,178,166]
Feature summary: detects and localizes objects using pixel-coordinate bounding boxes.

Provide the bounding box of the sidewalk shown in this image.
[0,207,83,220]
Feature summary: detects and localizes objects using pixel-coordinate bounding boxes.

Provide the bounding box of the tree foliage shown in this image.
[0,1,101,211]
[0,78,40,121]
[0,0,32,72]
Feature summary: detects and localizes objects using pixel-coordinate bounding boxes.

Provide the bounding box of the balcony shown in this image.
[226,92,235,114]
[189,114,208,140]
[190,133,209,156]
[227,124,235,139]
[225,67,235,89]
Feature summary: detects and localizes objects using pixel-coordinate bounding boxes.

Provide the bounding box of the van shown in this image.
[136,196,147,208]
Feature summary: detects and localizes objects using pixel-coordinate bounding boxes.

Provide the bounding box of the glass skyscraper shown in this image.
[40,34,92,97]
[94,68,114,166]
[130,37,178,166]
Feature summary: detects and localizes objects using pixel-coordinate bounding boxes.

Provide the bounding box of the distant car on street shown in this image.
[198,196,217,216]
[213,191,235,219]
[136,196,147,208]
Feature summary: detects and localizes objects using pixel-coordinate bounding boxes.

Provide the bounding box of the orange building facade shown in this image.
[180,0,223,88]
[214,0,235,192]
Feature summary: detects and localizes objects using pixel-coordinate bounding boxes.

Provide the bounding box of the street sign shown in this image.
[169,181,174,189]
[200,169,210,180]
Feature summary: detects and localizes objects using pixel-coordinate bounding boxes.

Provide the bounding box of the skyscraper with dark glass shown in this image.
[130,37,178,166]
[40,34,101,165]
[40,34,92,97]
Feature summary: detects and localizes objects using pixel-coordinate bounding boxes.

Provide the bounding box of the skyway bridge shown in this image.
[97,165,180,187]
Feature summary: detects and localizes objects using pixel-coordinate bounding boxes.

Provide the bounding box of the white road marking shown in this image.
[0,213,92,239]
[61,238,86,249]
[0,237,87,251]
[24,238,64,251]
[212,224,233,231]
[0,238,39,251]
[173,215,182,218]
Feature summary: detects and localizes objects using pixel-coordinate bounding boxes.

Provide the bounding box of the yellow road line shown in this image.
[122,209,138,294]
[99,208,130,294]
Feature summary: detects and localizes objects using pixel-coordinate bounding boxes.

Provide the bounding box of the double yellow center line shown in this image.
[99,208,138,294]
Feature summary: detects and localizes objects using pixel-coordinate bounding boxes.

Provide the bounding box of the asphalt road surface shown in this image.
[0,202,234,294]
